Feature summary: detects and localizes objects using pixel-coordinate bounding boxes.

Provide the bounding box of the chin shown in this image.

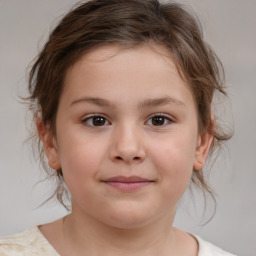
[100,206,160,230]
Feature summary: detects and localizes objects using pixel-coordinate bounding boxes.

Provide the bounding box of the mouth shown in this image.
[101,176,154,191]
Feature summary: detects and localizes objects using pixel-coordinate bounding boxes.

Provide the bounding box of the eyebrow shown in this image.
[71,96,185,108]
[71,97,112,107]
[138,96,185,108]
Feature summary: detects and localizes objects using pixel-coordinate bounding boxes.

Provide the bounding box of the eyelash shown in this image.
[81,114,110,127]
[81,113,173,127]
[146,113,173,126]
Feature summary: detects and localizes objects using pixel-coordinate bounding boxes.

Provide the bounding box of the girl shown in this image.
[0,0,236,255]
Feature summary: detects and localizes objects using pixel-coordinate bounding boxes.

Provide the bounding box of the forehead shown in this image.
[82,43,173,63]
[64,43,183,85]
[62,43,195,107]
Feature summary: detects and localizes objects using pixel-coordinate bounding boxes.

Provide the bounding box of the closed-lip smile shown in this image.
[101,176,154,191]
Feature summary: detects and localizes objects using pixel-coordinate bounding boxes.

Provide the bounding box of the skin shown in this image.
[37,44,213,256]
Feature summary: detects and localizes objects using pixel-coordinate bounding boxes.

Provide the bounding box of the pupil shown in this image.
[93,117,105,126]
[152,116,164,125]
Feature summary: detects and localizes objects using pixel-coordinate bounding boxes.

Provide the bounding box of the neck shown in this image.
[62,205,178,256]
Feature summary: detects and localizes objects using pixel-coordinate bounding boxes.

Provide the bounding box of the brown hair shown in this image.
[28,0,232,210]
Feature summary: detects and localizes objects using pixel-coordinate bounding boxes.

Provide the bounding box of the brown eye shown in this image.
[152,116,165,126]
[147,115,172,126]
[83,115,110,127]
[92,116,106,126]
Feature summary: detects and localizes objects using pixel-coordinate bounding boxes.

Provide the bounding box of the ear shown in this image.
[193,119,214,170]
[36,118,61,170]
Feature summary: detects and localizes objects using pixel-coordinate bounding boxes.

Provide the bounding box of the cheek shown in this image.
[152,133,196,171]
[150,132,197,197]
[57,134,106,194]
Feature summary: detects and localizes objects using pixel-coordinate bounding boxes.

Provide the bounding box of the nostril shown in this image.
[114,156,142,161]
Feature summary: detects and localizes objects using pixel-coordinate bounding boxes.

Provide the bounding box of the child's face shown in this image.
[41,44,212,228]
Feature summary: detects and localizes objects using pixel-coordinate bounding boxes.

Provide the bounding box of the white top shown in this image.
[0,226,237,256]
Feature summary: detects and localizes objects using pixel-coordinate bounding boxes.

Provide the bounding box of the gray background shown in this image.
[0,1,255,255]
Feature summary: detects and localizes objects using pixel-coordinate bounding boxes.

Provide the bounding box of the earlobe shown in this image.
[36,118,61,170]
[193,121,214,171]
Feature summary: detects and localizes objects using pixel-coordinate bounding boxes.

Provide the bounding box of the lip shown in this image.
[102,176,154,191]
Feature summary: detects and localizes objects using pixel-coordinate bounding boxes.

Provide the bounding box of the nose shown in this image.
[109,124,146,164]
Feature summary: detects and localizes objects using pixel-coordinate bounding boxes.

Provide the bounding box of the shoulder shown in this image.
[0,226,59,256]
[195,235,237,256]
